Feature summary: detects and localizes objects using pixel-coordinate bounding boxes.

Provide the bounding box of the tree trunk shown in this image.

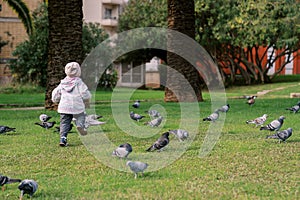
[45,0,83,110]
[165,0,203,102]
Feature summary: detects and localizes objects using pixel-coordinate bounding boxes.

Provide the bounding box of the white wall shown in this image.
[83,0,101,23]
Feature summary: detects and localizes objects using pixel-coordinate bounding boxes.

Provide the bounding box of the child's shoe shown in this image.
[59,136,68,147]
[77,126,87,136]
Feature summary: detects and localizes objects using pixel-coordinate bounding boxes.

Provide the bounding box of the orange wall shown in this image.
[221,47,300,75]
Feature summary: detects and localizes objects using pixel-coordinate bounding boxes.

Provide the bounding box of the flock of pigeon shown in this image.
[111,100,191,178]
[244,96,297,142]
[113,98,298,178]
[200,96,296,143]
[0,113,105,198]
[0,97,298,195]
[0,174,37,200]
[33,113,105,131]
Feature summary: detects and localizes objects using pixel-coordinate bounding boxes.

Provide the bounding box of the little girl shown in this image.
[52,62,91,147]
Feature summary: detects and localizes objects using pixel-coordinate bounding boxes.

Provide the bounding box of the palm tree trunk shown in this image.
[45,0,83,110]
[165,0,203,102]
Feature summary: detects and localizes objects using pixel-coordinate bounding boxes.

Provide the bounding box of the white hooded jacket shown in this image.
[52,77,91,114]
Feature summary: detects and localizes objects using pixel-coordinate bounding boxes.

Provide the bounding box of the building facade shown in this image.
[0,0,42,85]
[83,0,126,36]
[83,0,158,88]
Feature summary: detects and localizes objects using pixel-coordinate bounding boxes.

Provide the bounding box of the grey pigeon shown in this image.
[266,128,293,143]
[126,161,148,179]
[34,121,56,129]
[85,114,103,121]
[246,96,257,106]
[0,174,21,191]
[18,179,38,200]
[218,104,230,112]
[144,116,163,127]
[130,111,145,122]
[260,116,285,132]
[132,100,140,108]
[203,110,219,122]
[0,126,16,134]
[246,114,268,127]
[286,101,300,114]
[85,114,105,127]
[112,143,133,158]
[146,110,161,118]
[243,95,257,100]
[169,129,189,142]
[146,132,169,152]
[39,114,51,122]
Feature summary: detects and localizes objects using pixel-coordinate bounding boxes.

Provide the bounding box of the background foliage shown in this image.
[8,3,48,87]
[7,3,109,87]
[117,0,168,63]
[195,0,300,85]
[118,0,300,85]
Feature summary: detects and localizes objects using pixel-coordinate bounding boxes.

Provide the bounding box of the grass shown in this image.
[0,80,299,199]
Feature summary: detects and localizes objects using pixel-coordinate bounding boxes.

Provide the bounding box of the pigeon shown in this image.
[130,111,145,122]
[218,104,230,112]
[39,114,51,122]
[145,110,161,118]
[169,129,189,142]
[0,174,21,191]
[85,114,105,127]
[34,121,56,129]
[203,110,219,122]
[266,128,293,143]
[18,179,38,200]
[286,101,300,114]
[0,126,16,134]
[260,116,285,132]
[246,96,257,106]
[243,95,257,100]
[144,116,163,127]
[112,143,133,159]
[146,132,170,152]
[132,100,140,108]
[86,114,103,120]
[246,114,268,127]
[126,161,148,179]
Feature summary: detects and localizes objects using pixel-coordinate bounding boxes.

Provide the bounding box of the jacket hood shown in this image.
[60,77,80,92]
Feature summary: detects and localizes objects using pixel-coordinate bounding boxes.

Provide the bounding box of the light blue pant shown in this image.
[60,112,85,138]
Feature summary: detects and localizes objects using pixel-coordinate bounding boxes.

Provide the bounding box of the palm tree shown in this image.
[165,0,203,102]
[3,0,33,35]
[45,0,83,110]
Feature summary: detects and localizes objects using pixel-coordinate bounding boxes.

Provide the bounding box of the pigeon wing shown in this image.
[277,128,292,141]
[128,161,148,173]
[18,179,38,196]
[112,147,129,158]
[155,137,169,149]
[269,120,281,130]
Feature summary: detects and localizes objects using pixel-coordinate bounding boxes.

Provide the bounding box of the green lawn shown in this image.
[0,81,299,199]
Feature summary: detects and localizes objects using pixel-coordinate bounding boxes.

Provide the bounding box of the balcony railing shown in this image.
[102,0,123,5]
[101,18,118,27]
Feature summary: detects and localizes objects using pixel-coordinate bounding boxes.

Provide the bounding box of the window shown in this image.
[121,62,144,84]
[104,8,112,19]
